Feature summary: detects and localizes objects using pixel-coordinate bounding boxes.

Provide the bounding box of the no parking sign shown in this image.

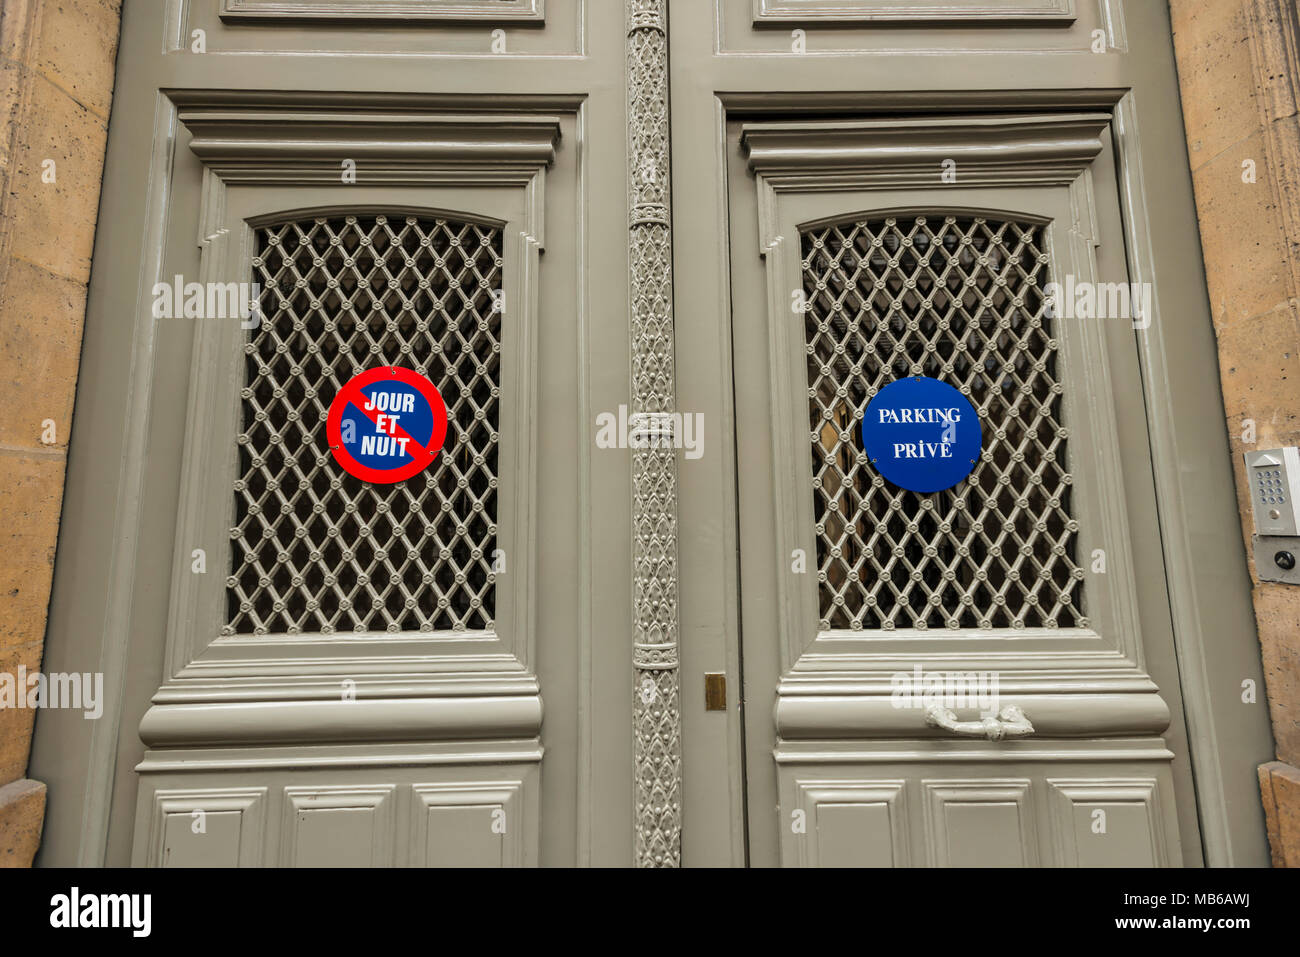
[326,367,449,484]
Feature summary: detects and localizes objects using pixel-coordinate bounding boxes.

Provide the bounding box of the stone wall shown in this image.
[0,0,122,867]
[1170,0,1300,867]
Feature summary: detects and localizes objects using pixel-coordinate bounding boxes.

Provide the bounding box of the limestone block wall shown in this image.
[1170,0,1300,866]
[0,0,122,867]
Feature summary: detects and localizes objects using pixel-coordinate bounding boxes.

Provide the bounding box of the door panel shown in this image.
[129,107,562,867]
[782,758,1177,867]
[726,114,1194,866]
[33,0,636,868]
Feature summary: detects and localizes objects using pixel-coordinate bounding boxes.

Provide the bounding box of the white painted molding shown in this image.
[1047,777,1169,866]
[279,785,396,866]
[776,691,1170,740]
[743,112,1109,185]
[923,779,1037,866]
[140,786,268,867]
[752,0,1074,24]
[221,0,545,21]
[169,90,562,189]
[138,696,544,748]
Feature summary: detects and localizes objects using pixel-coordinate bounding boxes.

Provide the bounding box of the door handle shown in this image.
[925,704,1034,741]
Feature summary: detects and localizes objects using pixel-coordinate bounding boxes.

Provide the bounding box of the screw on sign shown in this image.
[326,367,449,484]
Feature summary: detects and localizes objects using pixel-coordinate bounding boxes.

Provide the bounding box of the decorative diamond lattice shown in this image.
[225,214,502,636]
[801,215,1086,632]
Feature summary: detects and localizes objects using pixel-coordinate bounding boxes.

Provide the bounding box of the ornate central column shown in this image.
[626,0,682,867]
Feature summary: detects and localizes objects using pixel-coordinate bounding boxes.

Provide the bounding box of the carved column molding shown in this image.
[627,0,682,867]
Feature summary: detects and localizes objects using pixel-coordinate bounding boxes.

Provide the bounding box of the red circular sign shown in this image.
[325,367,449,484]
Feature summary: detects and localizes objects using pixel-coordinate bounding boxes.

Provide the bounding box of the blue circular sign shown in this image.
[861,377,982,493]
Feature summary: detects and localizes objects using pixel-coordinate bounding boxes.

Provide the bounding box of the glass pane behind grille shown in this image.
[801,215,1085,632]
[224,214,502,636]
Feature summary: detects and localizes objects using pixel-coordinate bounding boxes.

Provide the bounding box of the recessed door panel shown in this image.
[726,113,1195,866]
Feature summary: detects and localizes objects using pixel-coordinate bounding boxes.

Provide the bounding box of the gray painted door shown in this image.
[729,117,1196,867]
[32,0,639,867]
[670,0,1275,867]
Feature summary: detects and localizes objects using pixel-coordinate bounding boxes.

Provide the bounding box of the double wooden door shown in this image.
[30,0,1274,867]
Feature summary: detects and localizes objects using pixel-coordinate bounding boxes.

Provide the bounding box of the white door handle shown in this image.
[925,704,1034,741]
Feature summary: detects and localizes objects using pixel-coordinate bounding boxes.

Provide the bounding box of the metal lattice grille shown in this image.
[224,214,502,636]
[802,215,1085,632]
